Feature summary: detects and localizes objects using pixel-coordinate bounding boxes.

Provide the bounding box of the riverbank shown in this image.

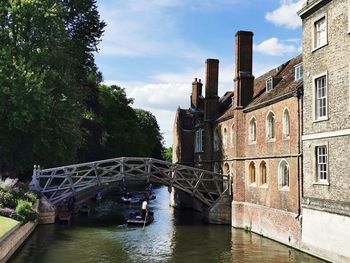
[0,220,37,263]
[0,216,20,239]
[9,186,325,263]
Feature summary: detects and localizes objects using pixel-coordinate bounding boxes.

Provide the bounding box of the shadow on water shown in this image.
[10,186,325,263]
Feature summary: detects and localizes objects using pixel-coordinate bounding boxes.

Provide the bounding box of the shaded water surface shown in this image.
[10,187,324,263]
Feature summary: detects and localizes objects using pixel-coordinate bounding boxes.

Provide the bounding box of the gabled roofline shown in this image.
[243,84,302,113]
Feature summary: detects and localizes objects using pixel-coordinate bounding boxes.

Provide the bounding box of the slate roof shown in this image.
[215,54,302,121]
[177,54,302,127]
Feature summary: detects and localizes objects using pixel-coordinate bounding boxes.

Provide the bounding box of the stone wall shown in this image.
[301,208,350,263]
[301,0,350,261]
[0,221,37,262]
[232,201,302,247]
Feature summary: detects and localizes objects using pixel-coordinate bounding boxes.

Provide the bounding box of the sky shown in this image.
[94,0,303,147]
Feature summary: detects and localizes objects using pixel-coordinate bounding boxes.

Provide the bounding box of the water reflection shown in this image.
[10,187,324,263]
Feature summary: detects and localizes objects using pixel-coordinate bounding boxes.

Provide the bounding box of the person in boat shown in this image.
[146,182,153,194]
[141,198,149,219]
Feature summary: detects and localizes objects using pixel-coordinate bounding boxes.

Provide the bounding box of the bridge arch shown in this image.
[30,157,230,209]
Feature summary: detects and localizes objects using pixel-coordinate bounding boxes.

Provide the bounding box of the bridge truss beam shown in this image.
[30,157,230,209]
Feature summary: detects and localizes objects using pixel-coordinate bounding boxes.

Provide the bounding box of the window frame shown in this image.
[294,63,303,81]
[313,73,328,122]
[278,159,290,190]
[283,108,290,139]
[266,111,276,141]
[315,145,328,183]
[249,117,257,144]
[312,14,328,51]
[266,77,273,92]
[259,161,267,187]
[248,161,256,186]
[231,124,234,147]
[213,127,219,151]
[223,128,228,149]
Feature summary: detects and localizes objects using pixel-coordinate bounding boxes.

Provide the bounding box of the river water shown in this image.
[10,186,324,263]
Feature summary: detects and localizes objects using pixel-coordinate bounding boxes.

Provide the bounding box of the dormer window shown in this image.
[266,77,273,92]
[295,63,303,81]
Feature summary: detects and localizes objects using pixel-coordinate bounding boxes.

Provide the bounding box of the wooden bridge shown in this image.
[30,157,230,209]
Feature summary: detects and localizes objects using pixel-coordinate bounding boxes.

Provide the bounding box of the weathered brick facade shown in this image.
[299,0,350,261]
[173,31,303,248]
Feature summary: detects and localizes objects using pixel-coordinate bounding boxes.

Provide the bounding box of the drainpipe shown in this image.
[297,89,303,218]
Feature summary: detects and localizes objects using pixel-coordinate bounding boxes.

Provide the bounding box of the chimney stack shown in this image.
[190,78,203,109]
[204,59,219,120]
[234,31,254,108]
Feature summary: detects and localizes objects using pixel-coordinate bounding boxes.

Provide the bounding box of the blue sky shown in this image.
[95,0,303,147]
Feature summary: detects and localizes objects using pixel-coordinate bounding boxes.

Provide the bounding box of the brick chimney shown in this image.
[204,59,219,120]
[190,78,203,109]
[234,31,254,108]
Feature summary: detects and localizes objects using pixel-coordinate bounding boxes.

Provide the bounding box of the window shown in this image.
[266,77,273,92]
[259,161,267,185]
[223,128,228,148]
[213,128,219,151]
[195,128,204,153]
[295,64,303,81]
[316,146,328,182]
[266,112,275,140]
[249,117,257,143]
[283,109,290,138]
[231,125,234,146]
[279,160,289,188]
[249,162,256,185]
[315,75,327,119]
[314,16,327,49]
[213,163,221,174]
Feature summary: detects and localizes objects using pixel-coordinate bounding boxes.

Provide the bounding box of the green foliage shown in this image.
[244,225,252,232]
[135,109,164,159]
[95,85,164,160]
[162,147,173,163]
[16,199,37,222]
[0,191,17,209]
[0,0,105,176]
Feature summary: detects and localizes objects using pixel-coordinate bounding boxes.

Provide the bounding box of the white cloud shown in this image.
[104,62,234,147]
[265,0,303,29]
[254,37,297,56]
[97,1,208,59]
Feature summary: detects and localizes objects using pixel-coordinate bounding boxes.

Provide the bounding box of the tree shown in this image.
[96,85,164,160]
[135,109,164,159]
[98,84,139,158]
[162,147,172,163]
[0,0,105,176]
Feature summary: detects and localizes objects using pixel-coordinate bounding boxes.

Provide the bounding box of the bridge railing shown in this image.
[30,157,230,208]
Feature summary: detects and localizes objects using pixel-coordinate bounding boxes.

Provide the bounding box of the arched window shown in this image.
[223,163,230,193]
[249,117,257,143]
[214,128,219,151]
[259,161,267,185]
[266,111,275,140]
[213,162,221,174]
[223,128,228,148]
[279,160,289,188]
[283,109,290,138]
[231,124,234,147]
[249,162,256,184]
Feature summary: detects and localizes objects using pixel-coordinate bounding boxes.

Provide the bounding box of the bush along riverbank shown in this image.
[0,178,38,228]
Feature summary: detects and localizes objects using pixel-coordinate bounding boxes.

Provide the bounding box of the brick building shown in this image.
[173,31,304,246]
[298,0,350,261]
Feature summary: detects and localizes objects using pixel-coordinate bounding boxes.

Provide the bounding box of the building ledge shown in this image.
[297,0,331,19]
[302,197,350,217]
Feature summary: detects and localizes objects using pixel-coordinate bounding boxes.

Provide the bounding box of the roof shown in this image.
[176,54,302,127]
[178,109,194,130]
[248,54,302,108]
